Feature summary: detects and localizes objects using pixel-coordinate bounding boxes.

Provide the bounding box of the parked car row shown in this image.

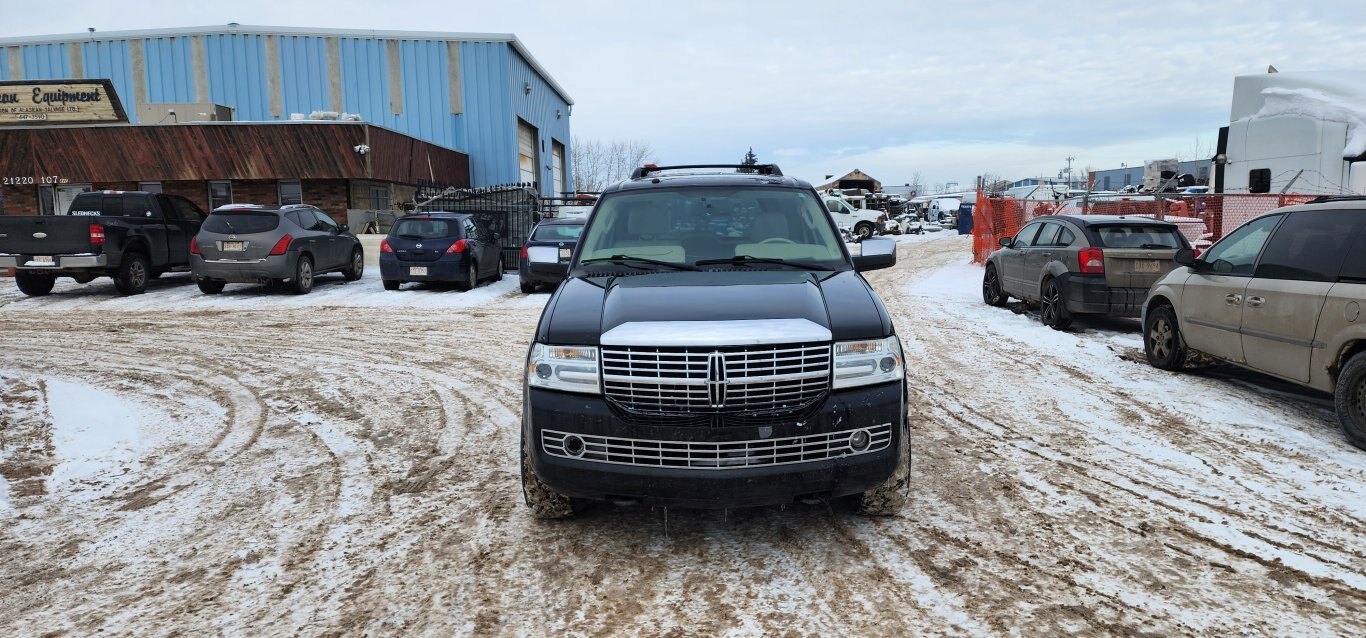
[980,198,1366,451]
[1,190,585,297]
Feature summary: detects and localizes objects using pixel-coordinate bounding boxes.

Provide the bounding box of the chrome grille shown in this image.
[542,423,893,470]
[601,343,831,413]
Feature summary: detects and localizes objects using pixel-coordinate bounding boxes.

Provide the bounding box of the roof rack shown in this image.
[1306,195,1366,204]
[630,163,784,179]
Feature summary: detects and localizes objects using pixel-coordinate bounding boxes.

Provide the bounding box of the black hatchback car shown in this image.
[380,213,504,291]
[519,217,586,293]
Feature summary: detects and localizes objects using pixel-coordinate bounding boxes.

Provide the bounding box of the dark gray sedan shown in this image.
[190,204,364,295]
[981,215,1191,329]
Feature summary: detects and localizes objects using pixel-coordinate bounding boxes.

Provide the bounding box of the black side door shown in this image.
[157,195,195,265]
[119,194,171,267]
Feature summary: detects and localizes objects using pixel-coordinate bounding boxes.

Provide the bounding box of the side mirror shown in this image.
[1174,248,1195,266]
[998,237,1013,248]
[492,232,502,241]
[853,237,896,273]
[338,223,350,234]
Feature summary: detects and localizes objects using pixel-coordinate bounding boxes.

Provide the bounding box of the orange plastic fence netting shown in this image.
[970,191,1316,263]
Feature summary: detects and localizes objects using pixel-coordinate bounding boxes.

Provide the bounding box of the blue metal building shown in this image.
[0,25,574,191]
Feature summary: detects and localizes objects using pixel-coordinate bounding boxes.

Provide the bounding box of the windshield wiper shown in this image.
[695,255,829,271]
[580,255,699,271]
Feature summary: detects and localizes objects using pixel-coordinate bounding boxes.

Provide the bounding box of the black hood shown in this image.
[536,270,892,345]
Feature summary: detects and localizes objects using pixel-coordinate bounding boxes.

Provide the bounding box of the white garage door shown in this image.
[518,120,538,189]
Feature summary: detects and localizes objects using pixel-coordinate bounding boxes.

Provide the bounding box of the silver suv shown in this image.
[1142,198,1366,450]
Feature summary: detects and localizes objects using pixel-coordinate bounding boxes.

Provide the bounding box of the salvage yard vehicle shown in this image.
[379,212,504,291]
[191,204,364,295]
[0,190,205,296]
[519,216,586,293]
[982,215,1191,330]
[822,194,883,240]
[520,163,909,517]
[1143,197,1366,450]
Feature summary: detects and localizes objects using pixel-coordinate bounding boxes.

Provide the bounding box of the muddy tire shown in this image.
[982,264,1007,307]
[1040,278,1072,330]
[1333,353,1366,451]
[113,252,150,296]
[856,423,911,516]
[14,271,56,297]
[290,254,314,295]
[521,441,576,519]
[855,222,874,240]
[520,280,536,294]
[342,247,364,281]
[383,279,400,291]
[1144,304,1187,371]
[196,278,226,295]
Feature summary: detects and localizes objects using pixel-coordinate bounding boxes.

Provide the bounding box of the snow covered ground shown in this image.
[0,234,1362,636]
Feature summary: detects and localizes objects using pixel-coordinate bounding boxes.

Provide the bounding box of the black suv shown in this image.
[520,164,910,517]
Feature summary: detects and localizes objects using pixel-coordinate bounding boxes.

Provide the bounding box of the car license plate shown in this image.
[222,241,245,251]
[1135,260,1161,273]
[33,255,54,265]
[559,248,572,260]
[409,266,428,276]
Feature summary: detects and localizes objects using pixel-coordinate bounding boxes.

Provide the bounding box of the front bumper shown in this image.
[1059,273,1148,317]
[191,253,294,283]
[0,253,107,270]
[379,254,472,283]
[524,381,907,509]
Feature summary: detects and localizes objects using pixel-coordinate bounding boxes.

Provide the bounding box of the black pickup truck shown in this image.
[0,191,205,296]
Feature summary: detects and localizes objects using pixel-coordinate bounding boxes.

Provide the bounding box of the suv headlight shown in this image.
[832,336,904,389]
[527,343,600,394]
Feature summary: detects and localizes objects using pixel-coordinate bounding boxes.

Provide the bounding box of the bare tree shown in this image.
[572,137,656,192]
[908,171,923,196]
[979,172,1010,196]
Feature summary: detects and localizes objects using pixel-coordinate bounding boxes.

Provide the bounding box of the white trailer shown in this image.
[1216,71,1366,195]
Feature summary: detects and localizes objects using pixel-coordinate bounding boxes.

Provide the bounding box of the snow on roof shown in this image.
[1250,86,1366,158]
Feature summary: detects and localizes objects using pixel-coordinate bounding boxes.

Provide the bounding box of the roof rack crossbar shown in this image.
[630,164,783,179]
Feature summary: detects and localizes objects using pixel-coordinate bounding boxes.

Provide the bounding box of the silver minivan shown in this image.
[1142,198,1366,450]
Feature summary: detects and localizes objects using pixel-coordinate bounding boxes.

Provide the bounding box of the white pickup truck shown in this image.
[822,195,884,240]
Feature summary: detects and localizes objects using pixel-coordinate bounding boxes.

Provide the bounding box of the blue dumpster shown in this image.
[957,203,975,235]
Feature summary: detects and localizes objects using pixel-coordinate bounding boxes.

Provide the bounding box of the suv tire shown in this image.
[14,271,56,297]
[1040,278,1072,330]
[1333,353,1366,451]
[520,280,536,294]
[493,255,505,281]
[855,222,874,240]
[113,252,150,296]
[383,279,400,291]
[982,264,1007,307]
[196,278,226,295]
[342,247,364,281]
[856,425,910,516]
[458,261,477,292]
[521,442,577,519]
[1144,304,1187,371]
[290,254,314,295]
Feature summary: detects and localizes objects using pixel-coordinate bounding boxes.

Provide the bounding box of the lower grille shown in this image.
[541,423,892,470]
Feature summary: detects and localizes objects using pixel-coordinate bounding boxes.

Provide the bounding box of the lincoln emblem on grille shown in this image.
[707,351,727,408]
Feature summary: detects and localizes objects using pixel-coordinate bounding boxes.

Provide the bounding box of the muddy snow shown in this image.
[1,235,1362,636]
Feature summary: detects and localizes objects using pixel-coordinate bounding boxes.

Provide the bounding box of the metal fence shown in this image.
[414,181,543,269]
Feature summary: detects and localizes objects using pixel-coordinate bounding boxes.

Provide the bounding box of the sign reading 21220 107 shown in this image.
[0,79,129,125]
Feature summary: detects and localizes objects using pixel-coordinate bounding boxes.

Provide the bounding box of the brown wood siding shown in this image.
[0,123,469,186]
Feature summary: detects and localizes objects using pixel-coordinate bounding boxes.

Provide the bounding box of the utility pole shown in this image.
[1064,155,1076,189]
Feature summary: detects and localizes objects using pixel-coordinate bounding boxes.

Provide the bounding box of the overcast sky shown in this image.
[4,0,1365,189]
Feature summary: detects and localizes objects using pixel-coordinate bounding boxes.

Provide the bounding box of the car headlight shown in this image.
[832,336,904,389]
[527,343,600,394]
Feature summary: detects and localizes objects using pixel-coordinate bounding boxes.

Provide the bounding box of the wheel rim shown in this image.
[353,251,363,276]
[299,260,312,288]
[1149,318,1173,360]
[1042,283,1059,323]
[984,269,999,301]
[470,263,477,286]
[858,225,871,239]
[1352,377,1366,425]
[131,261,146,287]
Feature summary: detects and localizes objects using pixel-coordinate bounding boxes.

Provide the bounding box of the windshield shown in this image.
[392,218,456,239]
[202,211,280,234]
[575,187,846,270]
[1092,224,1185,249]
[532,224,585,242]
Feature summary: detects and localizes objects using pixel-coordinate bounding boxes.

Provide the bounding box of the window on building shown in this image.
[139,182,163,194]
[209,181,232,211]
[369,186,390,210]
[1103,176,1111,190]
[518,119,539,189]
[279,180,303,206]
[1249,168,1272,193]
[551,140,566,197]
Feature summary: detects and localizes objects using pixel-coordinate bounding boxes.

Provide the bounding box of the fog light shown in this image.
[849,430,871,452]
[536,363,553,379]
[563,435,585,457]
[879,356,896,372]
